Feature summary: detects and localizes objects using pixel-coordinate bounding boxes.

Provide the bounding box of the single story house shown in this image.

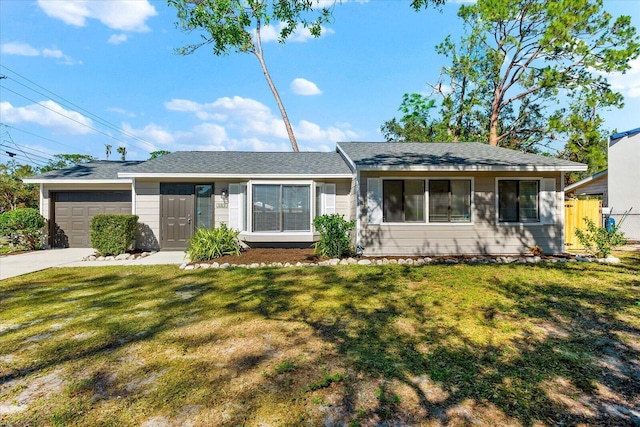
[563,126,639,240]
[24,142,586,256]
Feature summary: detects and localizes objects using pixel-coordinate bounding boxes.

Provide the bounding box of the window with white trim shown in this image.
[383,179,425,222]
[252,184,311,232]
[428,179,471,223]
[498,180,539,222]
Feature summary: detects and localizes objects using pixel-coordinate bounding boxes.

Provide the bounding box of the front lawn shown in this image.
[1,252,639,426]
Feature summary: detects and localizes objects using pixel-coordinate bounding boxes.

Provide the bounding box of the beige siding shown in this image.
[134,180,160,250]
[323,179,353,219]
[359,171,565,256]
[213,181,231,227]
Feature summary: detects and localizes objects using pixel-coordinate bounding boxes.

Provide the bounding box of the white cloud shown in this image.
[0,42,40,56]
[291,78,322,96]
[108,34,128,45]
[106,107,136,118]
[37,0,157,32]
[163,95,360,151]
[121,123,172,147]
[0,100,94,135]
[0,42,77,64]
[607,58,640,99]
[257,22,335,43]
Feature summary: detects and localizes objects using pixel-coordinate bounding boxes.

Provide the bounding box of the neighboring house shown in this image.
[24,142,586,255]
[563,126,640,241]
[608,127,640,240]
[565,170,608,205]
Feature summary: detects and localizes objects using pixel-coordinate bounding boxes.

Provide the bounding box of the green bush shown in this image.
[0,208,45,250]
[574,217,626,258]
[186,223,241,261]
[90,214,138,256]
[313,214,355,258]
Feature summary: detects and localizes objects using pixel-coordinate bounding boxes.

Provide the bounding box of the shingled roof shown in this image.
[24,161,143,182]
[337,142,587,171]
[118,151,353,177]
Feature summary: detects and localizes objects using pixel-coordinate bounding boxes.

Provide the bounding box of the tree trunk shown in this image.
[489,90,501,146]
[254,46,299,152]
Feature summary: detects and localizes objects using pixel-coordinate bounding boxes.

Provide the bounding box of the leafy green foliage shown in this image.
[168,0,335,152]
[0,207,45,250]
[575,217,626,258]
[185,223,241,261]
[90,214,138,256]
[313,214,355,258]
[149,150,171,159]
[386,0,640,165]
[116,146,127,161]
[0,162,39,214]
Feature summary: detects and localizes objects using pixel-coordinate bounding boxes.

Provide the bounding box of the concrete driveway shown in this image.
[0,249,187,280]
[0,248,94,280]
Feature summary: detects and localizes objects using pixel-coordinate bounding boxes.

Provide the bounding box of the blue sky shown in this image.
[1,0,639,165]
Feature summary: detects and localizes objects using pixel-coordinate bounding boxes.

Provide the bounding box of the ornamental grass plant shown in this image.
[185,223,241,261]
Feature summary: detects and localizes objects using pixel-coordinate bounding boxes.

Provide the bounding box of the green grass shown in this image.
[1,251,639,426]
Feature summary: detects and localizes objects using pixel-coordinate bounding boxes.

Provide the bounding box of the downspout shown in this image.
[39,183,44,216]
[131,178,137,215]
[336,143,361,253]
[356,169,361,253]
[560,171,565,254]
[131,178,137,250]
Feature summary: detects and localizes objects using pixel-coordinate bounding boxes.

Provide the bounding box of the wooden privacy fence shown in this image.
[564,199,601,250]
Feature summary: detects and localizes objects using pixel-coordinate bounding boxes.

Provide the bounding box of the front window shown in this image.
[499,180,539,222]
[252,184,310,231]
[383,180,425,222]
[429,180,471,223]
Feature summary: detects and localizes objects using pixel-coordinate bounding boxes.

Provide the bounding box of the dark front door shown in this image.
[161,184,195,249]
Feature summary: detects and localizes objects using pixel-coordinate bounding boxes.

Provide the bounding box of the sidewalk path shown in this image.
[1,249,187,281]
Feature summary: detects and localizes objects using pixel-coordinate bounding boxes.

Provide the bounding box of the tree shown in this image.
[149,150,171,159]
[0,162,38,214]
[117,146,127,161]
[168,0,335,152]
[39,154,95,173]
[385,0,639,157]
[105,144,112,160]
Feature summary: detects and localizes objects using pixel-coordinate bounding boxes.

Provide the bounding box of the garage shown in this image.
[52,191,132,248]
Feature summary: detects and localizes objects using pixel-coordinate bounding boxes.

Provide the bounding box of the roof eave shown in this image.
[117,173,353,179]
[23,178,132,184]
[565,169,608,192]
[354,165,588,172]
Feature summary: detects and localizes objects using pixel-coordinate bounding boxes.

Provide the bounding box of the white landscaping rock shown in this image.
[357,259,372,265]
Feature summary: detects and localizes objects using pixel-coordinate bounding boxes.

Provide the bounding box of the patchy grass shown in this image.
[1,252,639,426]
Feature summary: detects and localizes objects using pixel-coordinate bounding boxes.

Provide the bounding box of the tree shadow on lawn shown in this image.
[0,266,210,386]
[211,262,640,425]
[2,260,639,425]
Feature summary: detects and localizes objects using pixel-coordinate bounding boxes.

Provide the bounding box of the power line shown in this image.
[0,65,158,153]
[0,141,53,163]
[1,132,52,166]
[0,85,153,152]
[0,123,93,155]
